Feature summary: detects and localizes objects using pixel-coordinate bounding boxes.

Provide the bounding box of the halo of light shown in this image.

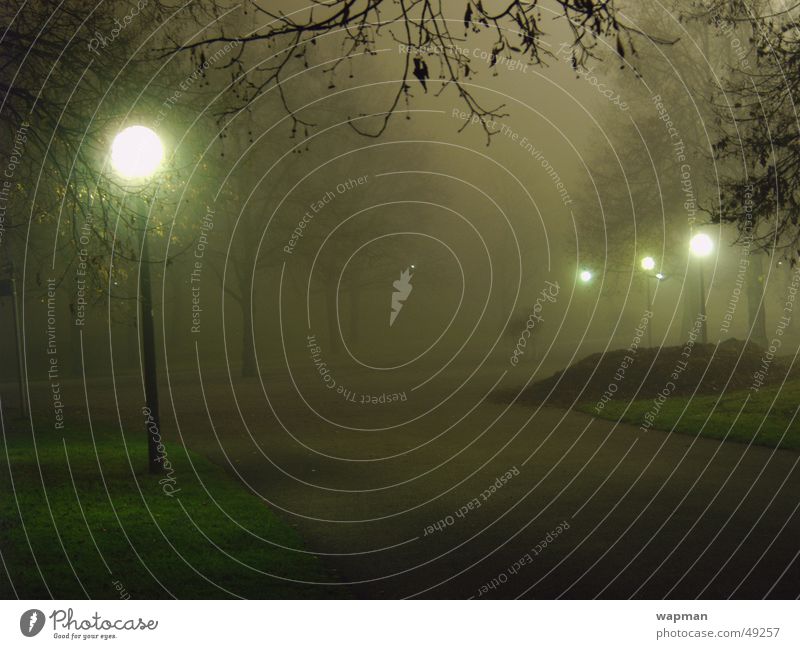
[579,269,593,283]
[111,126,163,179]
[689,232,713,258]
[641,256,656,271]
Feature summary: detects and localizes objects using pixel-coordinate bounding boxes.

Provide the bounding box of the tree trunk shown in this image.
[349,287,360,344]
[241,292,257,377]
[746,251,768,347]
[327,288,341,357]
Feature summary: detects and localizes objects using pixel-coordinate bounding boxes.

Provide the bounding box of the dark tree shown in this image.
[709,0,800,261]
[173,0,663,141]
[0,0,210,307]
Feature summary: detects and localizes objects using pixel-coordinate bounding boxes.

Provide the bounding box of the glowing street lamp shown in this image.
[111,126,163,179]
[689,232,713,344]
[579,269,593,283]
[689,232,713,258]
[111,125,164,474]
[640,255,656,271]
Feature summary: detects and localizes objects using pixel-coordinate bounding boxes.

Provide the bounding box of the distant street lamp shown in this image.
[111,125,164,474]
[640,256,656,271]
[579,269,593,283]
[689,232,713,344]
[689,232,713,258]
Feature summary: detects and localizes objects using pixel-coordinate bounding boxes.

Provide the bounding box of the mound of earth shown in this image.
[507,338,793,408]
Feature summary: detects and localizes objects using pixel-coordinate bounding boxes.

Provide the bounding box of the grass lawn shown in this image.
[0,423,337,599]
[579,379,800,451]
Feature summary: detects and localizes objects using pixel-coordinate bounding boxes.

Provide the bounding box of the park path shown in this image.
[12,362,799,599]
[162,363,800,599]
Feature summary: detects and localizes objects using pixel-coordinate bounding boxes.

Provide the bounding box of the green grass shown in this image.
[0,424,337,599]
[579,379,800,451]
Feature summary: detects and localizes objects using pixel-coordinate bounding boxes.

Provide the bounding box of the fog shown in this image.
[2,0,799,603]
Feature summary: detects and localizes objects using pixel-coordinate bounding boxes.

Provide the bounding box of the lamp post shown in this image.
[689,232,713,344]
[110,125,164,474]
[640,256,656,348]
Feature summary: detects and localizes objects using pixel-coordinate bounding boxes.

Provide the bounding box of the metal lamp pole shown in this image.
[134,194,162,474]
[697,258,708,344]
[645,274,653,348]
[640,257,656,348]
[112,125,165,475]
[689,233,712,345]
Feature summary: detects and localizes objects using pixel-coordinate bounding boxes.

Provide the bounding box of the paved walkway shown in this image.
[160,365,800,599]
[11,363,800,598]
